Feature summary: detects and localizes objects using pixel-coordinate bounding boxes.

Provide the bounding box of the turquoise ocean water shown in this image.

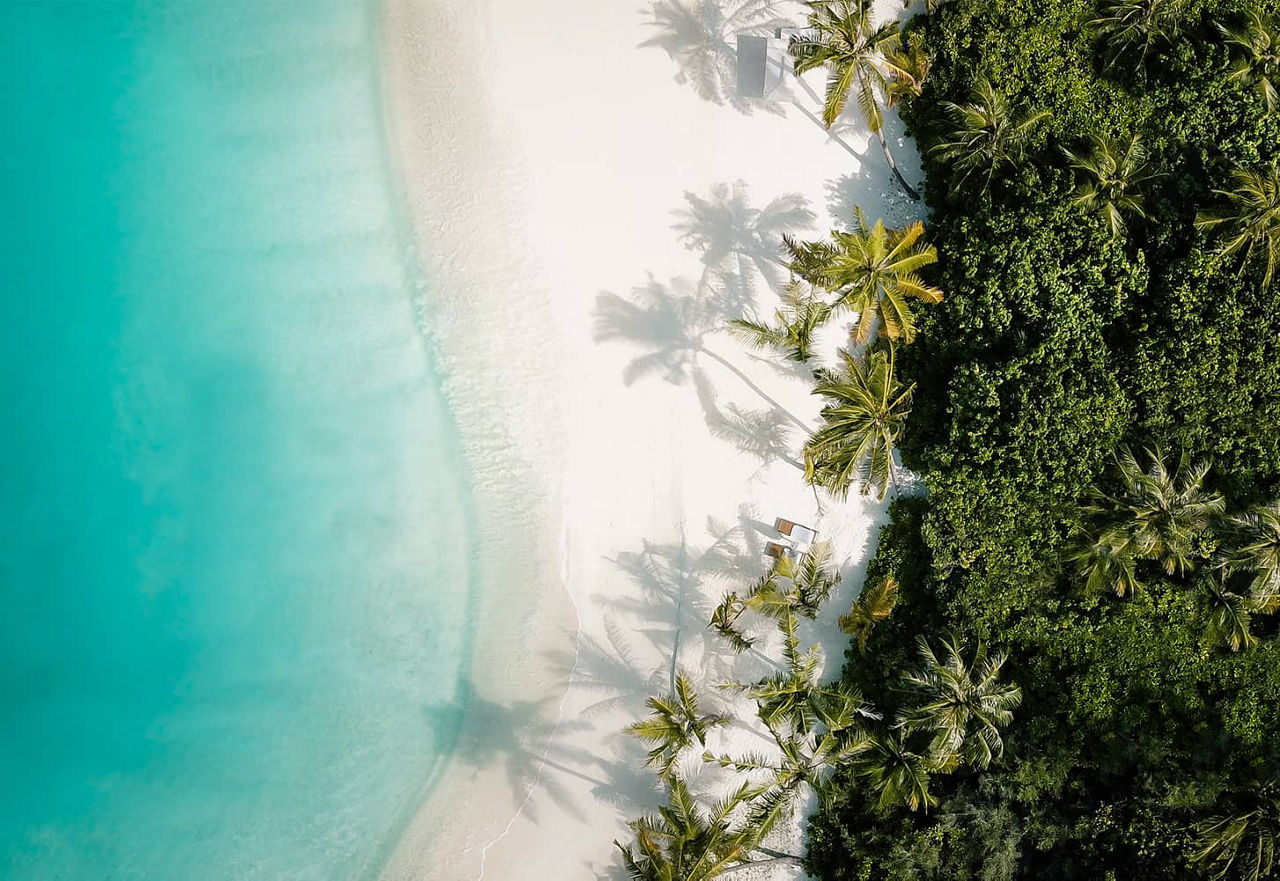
[1,1,475,877]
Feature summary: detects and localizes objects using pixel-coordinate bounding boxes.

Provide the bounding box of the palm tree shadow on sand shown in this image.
[592,184,822,469]
[423,680,616,824]
[674,180,814,311]
[640,0,791,115]
[580,511,785,704]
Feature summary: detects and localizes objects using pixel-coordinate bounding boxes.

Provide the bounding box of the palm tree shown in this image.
[883,30,932,110]
[1088,0,1185,73]
[1197,571,1259,653]
[1194,779,1280,881]
[627,672,732,779]
[805,344,915,500]
[1229,501,1280,613]
[1062,133,1161,236]
[929,76,1049,195]
[710,636,877,806]
[710,542,842,651]
[1217,8,1279,112]
[785,210,942,344]
[853,729,937,812]
[706,696,875,814]
[1065,523,1143,597]
[897,635,1022,772]
[1081,446,1225,579]
[616,776,798,880]
[729,281,833,364]
[709,593,879,816]
[789,0,922,199]
[838,574,899,652]
[1196,161,1280,287]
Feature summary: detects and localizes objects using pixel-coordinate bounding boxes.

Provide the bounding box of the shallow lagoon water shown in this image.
[1,2,474,877]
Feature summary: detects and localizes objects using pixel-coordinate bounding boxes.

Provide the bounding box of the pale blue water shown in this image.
[1,2,475,878]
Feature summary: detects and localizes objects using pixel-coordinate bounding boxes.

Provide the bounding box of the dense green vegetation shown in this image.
[614,0,1280,878]
[807,0,1280,878]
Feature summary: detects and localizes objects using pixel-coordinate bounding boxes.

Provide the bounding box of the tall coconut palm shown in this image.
[1230,501,1280,613]
[1196,161,1280,287]
[616,776,797,880]
[710,661,877,810]
[839,574,899,652]
[805,344,915,500]
[1062,133,1161,237]
[1217,8,1279,112]
[854,729,937,812]
[930,76,1049,195]
[897,635,1022,772]
[883,30,932,110]
[1088,0,1185,73]
[1087,446,1225,577]
[785,209,942,344]
[707,680,875,799]
[710,542,842,652]
[1194,779,1280,881]
[1065,523,1143,597]
[1196,571,1259,653]
[789,0,922,199]
[627,672,732,779]
[729,281,833,364]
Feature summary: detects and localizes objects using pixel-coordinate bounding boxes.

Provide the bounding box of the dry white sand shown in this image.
[377,0,925,878]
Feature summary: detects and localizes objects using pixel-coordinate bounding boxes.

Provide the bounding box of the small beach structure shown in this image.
[735,32,789,100]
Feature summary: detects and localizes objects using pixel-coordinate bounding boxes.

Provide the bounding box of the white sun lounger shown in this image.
[775,517,817,550]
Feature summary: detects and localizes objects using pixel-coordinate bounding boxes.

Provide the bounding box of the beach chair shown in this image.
[764,541,793,560]
[775,517,817,549]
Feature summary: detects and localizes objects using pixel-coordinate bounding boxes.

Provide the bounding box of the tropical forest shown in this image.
[613,0,1280,878]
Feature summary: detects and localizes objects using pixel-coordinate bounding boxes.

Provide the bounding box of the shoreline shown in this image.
[375,0,580,877]
[376,0,924,877]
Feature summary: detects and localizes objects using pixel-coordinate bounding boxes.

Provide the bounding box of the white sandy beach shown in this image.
[378,0,924,877]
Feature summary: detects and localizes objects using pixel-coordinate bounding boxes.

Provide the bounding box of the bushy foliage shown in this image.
[807,0,1280,877]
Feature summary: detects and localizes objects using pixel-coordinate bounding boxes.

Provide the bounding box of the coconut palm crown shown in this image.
[789,0,921,199]
[1085,445,1226,578]
[729,281,832,364]
[616,776,782,881]
[785,209,942,344]
[1088,0,1185,73]
[1194,778,1280,881]
[626,672,731,780]
[839,574,899,653]
[1230,501,1280,614]
[1196,160,1280,287]
[710,542,842,652]
[854,729,937,812]
[929,76,1049,195]
[1062,133,1161,237]
[805,344,915,500]
[1217,7,1280,113]
[896,635,1023,772]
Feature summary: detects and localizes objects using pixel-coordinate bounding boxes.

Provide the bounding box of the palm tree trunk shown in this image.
[722,855,803,876]
[700,347,812,433]
[873,126,921,201]
[757,846,804,861]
